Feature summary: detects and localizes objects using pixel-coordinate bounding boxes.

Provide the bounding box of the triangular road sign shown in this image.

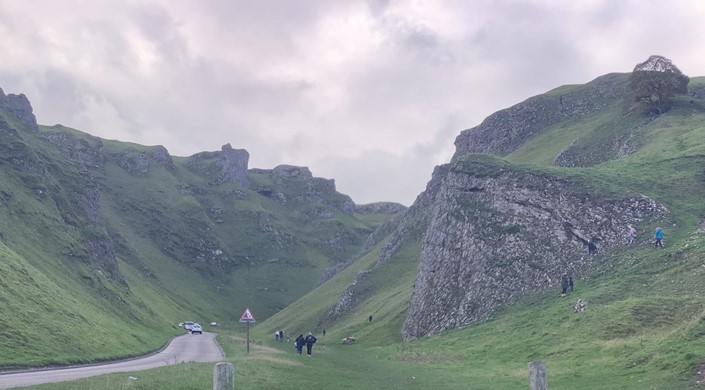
[240,307,255,322]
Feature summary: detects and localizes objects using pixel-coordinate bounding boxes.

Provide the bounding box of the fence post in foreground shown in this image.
[213,362,235,390]
[528,360,547,390]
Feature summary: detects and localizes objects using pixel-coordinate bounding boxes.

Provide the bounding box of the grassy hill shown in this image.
[0,98,399,368]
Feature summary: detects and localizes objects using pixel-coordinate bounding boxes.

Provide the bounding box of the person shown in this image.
[561,274,569,297]
[305,332,317,357]
[569,275,574,293]
[286,335,290,343]
[275,330,280,342]
[322,329,326,337]
[587,239,597,255]
[295,334,305,355]
[368,315,373,322]
[627,224,636,245]
[279,330,284,342]
[654,227,664,248]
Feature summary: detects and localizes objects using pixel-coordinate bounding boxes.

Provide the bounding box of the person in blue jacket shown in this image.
[654,227,664,248]
[305,332,317,357]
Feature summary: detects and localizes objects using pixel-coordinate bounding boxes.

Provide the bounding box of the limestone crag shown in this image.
[453,73,628,159]
[378,164,449,264]
[185,144,249,187]
[220,144,249,188]
[43,128,104,170]
[110,146,177,176]
[318,270,372,328]
[401,157,668,340]
[0,87,38,131]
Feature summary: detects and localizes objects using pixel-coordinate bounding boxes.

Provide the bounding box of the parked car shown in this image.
[190,324,203,334]
[210,322,218,327]
[183,321,195,331]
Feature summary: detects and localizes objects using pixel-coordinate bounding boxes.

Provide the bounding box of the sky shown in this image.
[1,1,704,205]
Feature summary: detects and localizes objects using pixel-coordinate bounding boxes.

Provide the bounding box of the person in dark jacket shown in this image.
[305,332,317,356]
[295,334,305,355]
[569,275,574,293]
[561,274,569,297]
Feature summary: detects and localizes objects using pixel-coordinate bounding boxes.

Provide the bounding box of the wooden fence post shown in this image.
[528,360,547,390]
[213,362,235,390]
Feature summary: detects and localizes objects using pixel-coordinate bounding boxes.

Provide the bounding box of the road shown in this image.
[0,332,224,389]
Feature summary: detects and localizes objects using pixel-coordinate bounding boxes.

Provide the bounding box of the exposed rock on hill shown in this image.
[0,88,38,131]
[453,73,628,159]
[186,143,249,187]
[401,156,668,340]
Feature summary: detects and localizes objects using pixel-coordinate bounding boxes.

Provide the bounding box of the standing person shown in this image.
[569,275,574,293]
[654,227,664,248]
[279,330,284,342]
[587,239,597,255]
[295,334,305,356]
[322,329,326,337]
[368,315,373,322]
[275,330,280,342]
[305,332,317,357]
[627,224,636,245]
[561,274,569,297]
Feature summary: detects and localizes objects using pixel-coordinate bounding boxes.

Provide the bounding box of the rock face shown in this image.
[453,73,628,159]
[220,144,249,187]
[0,88,38,131]
[186,144,249,187]
[401,156,668,340]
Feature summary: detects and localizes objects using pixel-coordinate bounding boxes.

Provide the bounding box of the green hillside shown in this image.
[0,98,399,368]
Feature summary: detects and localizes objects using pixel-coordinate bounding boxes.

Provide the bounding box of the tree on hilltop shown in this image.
[626,55,689,115]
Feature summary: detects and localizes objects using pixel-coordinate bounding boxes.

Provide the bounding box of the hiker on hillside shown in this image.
[655,227,664,248]
[322,329,326,337]
[275,330,280,342]
[627,224,636,245]
[569,275,574,293]
[305,332,317,356]
[561,274,569,297]
[368,315,373,322]
[279,329,284,342]
[587,239,598,255]
[295,334,305,355]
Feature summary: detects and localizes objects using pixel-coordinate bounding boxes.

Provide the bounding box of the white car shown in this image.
[183,321,195,330]
[190,324,203,334]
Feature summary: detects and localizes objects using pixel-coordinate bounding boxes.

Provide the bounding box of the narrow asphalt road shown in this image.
[0,332,224,389]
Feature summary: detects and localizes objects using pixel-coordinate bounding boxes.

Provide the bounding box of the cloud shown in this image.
[0,1,704,205]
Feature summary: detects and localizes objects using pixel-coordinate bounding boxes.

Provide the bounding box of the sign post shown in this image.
[239,308,255,354]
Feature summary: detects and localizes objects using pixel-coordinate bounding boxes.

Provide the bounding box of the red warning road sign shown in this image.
[239,308,255,323]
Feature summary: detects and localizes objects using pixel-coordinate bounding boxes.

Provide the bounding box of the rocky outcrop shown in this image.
[401,156,668,340]
[220,144,249,187]
[0,87,38,131]
[111,146,176,176]
[186,144,249,187]
[43,128,104,170]
[318,270,372,328]
[453,73,628,160]
[378,164,449,264]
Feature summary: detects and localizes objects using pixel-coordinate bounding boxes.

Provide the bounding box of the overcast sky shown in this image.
[1,1,703,205]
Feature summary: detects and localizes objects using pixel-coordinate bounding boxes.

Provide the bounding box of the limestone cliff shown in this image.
[0,87,38,131]
[401,156,667,339]
[453,73,628,160]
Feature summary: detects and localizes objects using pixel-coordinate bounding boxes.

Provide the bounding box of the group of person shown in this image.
[587,225,665,255]
[294,333,318,357]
